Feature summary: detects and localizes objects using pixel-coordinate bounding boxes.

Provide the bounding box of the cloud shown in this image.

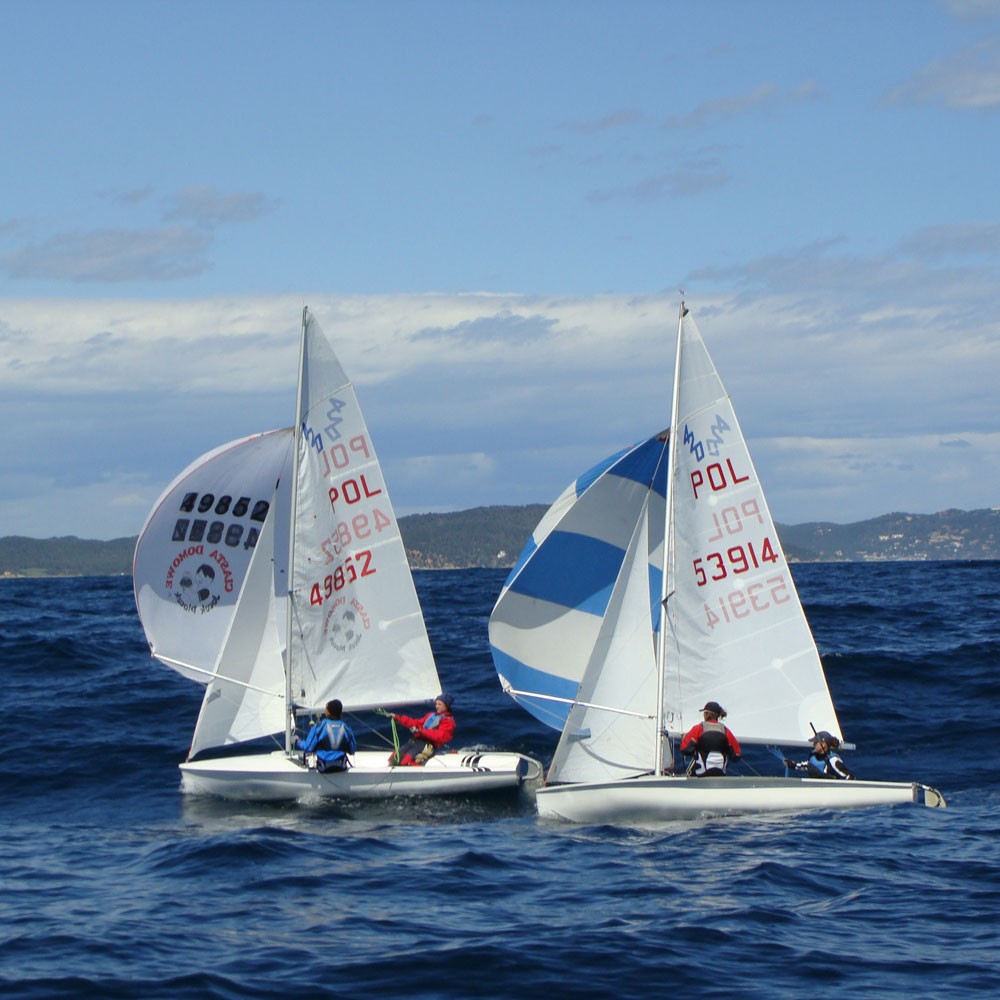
[898,222,1000,260]
[163,186,276,228]
[760,432,1000,523]
[1,253,998,538]
[0,184,275,284]
[113,186,155,206]
[568,109,645,134]
[940,0,1000,20]
[399,451,496,490]
[413,309,558,347]
[3,226,213,282]
[665,81,821,128]
[588,153,730,203]
[0,469,156,540]
[885,36,1000,108]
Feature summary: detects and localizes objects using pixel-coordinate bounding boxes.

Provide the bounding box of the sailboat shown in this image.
[134,308,540,801]
[488,303,945,823]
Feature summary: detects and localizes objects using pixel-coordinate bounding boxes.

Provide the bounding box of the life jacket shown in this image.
[807,749,852,780]
[319,720,352,751]
[693,721,731,776]
[309,719,355,772]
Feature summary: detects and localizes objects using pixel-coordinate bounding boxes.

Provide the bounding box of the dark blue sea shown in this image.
[1,562,998,999]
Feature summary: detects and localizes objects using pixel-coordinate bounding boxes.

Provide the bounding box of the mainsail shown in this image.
[285,309,439,713]
[662,309,842,745]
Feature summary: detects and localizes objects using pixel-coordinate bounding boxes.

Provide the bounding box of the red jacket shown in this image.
[680,722,742,757]
[394,710,455,748]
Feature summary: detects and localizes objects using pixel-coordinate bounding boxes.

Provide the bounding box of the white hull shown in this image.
[535,775,946,823]
[180,749,542,802]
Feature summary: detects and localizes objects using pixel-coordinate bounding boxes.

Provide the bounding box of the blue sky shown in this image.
[2,0,998,540]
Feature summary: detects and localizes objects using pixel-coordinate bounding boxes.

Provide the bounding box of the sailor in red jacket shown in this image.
[680,700,742,776]
[387,693,456,766]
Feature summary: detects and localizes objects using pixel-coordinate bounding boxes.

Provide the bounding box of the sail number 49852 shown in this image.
[693,537,779,586]
[309,550,374,606]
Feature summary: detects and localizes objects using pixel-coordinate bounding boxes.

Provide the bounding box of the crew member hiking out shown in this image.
[385,694,456,766]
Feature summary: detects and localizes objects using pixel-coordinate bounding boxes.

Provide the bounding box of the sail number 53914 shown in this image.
[693,537,780,586]
[705,574,790,629]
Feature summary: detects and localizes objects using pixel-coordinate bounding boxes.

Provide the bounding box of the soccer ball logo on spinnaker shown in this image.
[174,560,221,613]
[324,597,370,652]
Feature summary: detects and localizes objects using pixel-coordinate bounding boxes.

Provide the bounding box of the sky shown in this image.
[2,0,999,540]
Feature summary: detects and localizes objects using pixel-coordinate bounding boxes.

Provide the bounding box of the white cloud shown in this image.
[3,227,213,282]
[163,186,276,228]
[1,245,998,539]
[665,81,821,129]
[885,36,1000,109]
[760,432,1000,523]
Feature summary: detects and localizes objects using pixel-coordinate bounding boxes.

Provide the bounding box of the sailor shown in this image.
[680,701,742,776]
[784,731,854,780]
[386,693,456,766]
[295,699,357,772]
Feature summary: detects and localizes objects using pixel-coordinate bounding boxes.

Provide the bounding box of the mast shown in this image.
[284,306,309,753]
[654,300,686,772]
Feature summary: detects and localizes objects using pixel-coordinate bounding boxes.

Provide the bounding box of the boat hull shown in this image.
[535,775,946,823]
[179,749,542,802]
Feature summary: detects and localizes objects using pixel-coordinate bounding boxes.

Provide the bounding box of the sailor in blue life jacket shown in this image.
[680,701,742,776]
[295,699,357,772]
[784,731,854,780]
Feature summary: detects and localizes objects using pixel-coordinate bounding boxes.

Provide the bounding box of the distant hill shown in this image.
[776,508,1000,562]
[400,504,548,569]
[1,507,998,577]
[0,535,136,577]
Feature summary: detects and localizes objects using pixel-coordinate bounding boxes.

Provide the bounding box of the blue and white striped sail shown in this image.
[488,432,670,733]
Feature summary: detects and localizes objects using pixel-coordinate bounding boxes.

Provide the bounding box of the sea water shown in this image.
[0,563,998,998]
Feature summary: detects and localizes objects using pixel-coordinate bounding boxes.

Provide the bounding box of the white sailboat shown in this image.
[134,308,539,801]
[489,304,945,823]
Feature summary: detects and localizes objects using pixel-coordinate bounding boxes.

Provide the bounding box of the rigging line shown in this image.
[501,684,653,720]
[154,657,285,698]
[346,711,395,749]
